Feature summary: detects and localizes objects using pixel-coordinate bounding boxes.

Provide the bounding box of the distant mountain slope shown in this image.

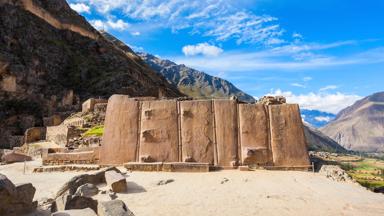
[301,109,336,128]
[321,92,384,152]
[137,53,256,102]
[0,0,181,148]
[304,124,347,153]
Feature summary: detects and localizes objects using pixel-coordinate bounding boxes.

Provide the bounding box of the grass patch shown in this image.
[356,179,384,189]
[83,125,104,137]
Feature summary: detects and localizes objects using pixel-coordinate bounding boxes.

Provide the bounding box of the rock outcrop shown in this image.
[0,174,37,215]
[0,0,182,149]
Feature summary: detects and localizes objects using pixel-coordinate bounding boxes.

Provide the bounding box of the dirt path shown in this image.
[1,161,384,216]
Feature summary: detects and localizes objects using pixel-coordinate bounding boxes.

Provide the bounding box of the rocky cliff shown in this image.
[0,0,181,148]
[321,92,384,152]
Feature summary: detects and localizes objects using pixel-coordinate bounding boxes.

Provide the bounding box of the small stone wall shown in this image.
[42,147,100,165]
[43,115,62,127]
[46,125,79,146]
[24,127,46,144]
[82,98,108,113]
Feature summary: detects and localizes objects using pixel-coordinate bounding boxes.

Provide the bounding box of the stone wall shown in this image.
[100,95,310,168]
[42,147,100,165]
[46,125,79,147]
[81,98,108,113]
[24,127,46,144]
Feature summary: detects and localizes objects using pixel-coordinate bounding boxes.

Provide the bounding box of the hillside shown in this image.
[321,92,384,152]
[304,124,347,153]
[100,31,255,102]
[138,53,255,102]
[0,0,181,148]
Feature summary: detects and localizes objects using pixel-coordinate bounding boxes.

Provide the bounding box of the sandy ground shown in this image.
[1,161,384,216]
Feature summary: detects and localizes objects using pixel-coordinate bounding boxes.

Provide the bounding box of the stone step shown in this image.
[124,162,209,172]
[33,165,100,172]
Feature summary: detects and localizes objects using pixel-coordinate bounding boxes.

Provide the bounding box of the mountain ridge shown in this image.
[321,91,384,152]
[137,52,256,102]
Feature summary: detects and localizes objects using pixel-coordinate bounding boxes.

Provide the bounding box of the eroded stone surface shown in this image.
[100,95,139,165]
[98,199,135,216]
[52,208,97,216]
[1,151,32,163]
[105,170,127,193]
[180,100,215,164]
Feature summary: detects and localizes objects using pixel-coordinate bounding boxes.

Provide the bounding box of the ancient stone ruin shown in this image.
[100,95,310,169]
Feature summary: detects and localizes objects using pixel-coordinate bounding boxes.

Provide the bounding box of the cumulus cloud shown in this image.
[267,89,361,114]
[70,3,91,13]
[90,19,129,31]
[182,43,223,57]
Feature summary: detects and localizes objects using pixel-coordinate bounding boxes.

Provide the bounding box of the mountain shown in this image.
[301,109,336,128]
[0,0,181,148]
[304,124,347,153]
[321,92,384,152]
[99,31,348,153]
[137,53,256,102]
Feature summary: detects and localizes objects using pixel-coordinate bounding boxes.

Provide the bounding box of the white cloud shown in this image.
[267,89,361,114]
[182,43,223,57]
[90,19,129,31]
[72,0,283,45]
[291,83,306,88]
[303,76,312,81]
[292,33,303,39]
[319,85,338,91]
[171,46,384,72]
[131,31,141,36]
[314,116,332,122]
[70,3,90,13]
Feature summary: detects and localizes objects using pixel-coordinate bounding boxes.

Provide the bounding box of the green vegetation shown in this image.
[82,125,104,137]
[339,157,384,191]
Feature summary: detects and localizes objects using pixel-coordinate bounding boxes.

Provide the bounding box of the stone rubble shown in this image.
[0,174,37,215]
[319,165,353,182]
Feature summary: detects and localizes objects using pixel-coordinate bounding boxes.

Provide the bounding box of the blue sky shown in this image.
[68,0,384,114]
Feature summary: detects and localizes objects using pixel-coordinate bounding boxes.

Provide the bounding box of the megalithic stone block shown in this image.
[269,104,310,166]
[180,100,215,164]
[139,100,179,162]
[214,99,238,167]
[238,104,272,166]
[100,95,139,165]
